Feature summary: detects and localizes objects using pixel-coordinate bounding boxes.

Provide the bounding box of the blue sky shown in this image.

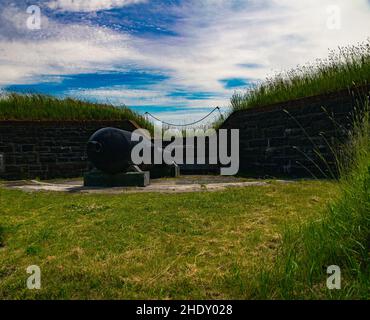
[1,0,370,124]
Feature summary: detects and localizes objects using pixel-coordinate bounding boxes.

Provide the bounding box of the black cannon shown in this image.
[84,127,179,187]
[87,127,151,175]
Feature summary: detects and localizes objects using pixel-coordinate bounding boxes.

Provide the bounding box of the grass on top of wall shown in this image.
[0,93,153,131]
[229,40,370,112]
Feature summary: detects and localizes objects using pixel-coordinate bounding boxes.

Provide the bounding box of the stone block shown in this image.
[84,170,150,188]
[145,163,180,179]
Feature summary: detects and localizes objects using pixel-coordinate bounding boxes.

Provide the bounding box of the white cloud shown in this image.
[70,86,225,124]
[0,6,138,85]
[47,0,147,12]
[73,86,226,109]
[1,0,370,122]
[134,0,370,92]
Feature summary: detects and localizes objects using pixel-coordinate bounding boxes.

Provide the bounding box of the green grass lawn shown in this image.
[0,181,339,300]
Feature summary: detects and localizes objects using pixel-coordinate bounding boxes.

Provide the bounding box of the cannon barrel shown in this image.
[87,127,152,174]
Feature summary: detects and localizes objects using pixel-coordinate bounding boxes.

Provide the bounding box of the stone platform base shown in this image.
[84,170,150,187]
[146,163,180,179]
[3,176,295,194]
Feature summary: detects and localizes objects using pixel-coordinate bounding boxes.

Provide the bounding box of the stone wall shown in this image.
[160,138,220,175]
[0,120,140,180]
[220,85,370,178]
[1,86,369,181]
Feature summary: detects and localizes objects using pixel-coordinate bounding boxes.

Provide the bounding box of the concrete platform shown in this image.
[84,170,150,188]
[1,176,293,194]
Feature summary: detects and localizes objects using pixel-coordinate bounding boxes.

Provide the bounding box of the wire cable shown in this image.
[144,107,222,127]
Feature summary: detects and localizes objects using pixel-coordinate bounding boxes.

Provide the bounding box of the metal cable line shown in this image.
[144,107,223,127]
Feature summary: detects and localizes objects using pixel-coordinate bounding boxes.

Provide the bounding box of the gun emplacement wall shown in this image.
[1,86,369,181]
[220,86,370,178]
[0,120,140,180]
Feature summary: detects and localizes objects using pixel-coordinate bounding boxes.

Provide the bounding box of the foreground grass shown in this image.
[254,105,370,300]
[229,40,370,112]
[0,181,339,299]
[0,93,153,131]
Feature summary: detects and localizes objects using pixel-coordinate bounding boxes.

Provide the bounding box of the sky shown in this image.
[0,0,370,125]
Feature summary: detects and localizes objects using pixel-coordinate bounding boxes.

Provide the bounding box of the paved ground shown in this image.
[2,175,293,194]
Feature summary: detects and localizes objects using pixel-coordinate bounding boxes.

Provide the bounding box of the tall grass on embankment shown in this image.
[230,40,370,112]
[254,101,370,299]
[0,93,153,131]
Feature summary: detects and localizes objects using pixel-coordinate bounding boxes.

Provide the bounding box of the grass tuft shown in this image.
[0,93,153,132]
[254,100,370,299]
[0,226,4,248]
[230,40,370,112]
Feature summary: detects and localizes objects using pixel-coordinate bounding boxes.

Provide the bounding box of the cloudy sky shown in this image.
[1,0,370,124]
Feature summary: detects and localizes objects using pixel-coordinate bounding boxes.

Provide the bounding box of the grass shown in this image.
[0,42,369,299]
[0,108,367,299]
[0,180,339,299]
[0,93,153,131]
[0,226,5,248]
[228,40,370,113]
[251,102,370,299]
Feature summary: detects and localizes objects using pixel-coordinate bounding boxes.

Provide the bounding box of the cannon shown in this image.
[84,127,179,187]
[86,127,150,175]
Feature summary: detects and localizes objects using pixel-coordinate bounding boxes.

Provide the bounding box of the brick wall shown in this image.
[220,85,370,178]
[0,120,140,180]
